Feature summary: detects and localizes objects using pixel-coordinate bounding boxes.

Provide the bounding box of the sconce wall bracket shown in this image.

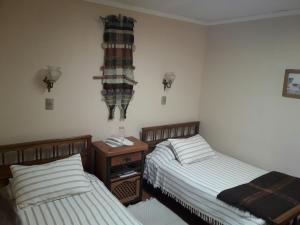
[162,79,171,91]
[43,77,55,92]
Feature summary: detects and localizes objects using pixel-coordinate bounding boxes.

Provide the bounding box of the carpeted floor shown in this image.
[127,198,188,225]
[142,182,209,225]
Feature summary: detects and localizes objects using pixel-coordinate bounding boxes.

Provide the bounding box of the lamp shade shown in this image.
[47,66,62,82]
[164,72,176,82]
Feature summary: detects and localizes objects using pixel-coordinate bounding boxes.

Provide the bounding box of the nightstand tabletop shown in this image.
[92,136,148,157]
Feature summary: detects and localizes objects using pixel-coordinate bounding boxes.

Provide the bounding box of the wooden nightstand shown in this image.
[93,137,148,205]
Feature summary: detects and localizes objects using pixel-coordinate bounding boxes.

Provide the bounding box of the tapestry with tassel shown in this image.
[100,15,137,120]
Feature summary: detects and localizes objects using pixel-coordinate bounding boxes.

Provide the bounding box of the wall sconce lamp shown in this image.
[43,66,62,92]
[162,72,176,91]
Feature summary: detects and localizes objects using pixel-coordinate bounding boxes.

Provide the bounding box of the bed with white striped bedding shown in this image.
[18,173,142,225]
[144,150,268,225]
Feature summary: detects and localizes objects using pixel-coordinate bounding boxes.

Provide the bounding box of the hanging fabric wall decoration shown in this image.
[97,15,137,120]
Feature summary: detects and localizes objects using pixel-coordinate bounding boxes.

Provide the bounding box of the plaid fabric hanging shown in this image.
[100,15,137,120]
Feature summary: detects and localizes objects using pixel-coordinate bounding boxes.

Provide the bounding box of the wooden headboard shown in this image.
[141,121,200,151]
[0,135,92,187]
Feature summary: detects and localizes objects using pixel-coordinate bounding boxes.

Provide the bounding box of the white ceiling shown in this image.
[85,0,300,25]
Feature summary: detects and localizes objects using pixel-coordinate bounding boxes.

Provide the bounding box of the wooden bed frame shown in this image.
[141,121,200,151]
[0,135,92,187]
[141,121,300,225]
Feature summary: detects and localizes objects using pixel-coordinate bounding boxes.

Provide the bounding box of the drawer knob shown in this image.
[123,157,131,162]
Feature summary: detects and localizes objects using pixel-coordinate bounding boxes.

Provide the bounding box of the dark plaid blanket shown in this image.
[217,171,300,225]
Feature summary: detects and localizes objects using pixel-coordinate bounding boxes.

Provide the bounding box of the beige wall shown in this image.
[2,0,300,176]
[0,0,206,144]
[201,16,300,176]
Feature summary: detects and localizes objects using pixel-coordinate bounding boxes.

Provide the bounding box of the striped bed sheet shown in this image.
[144,151,268,225]
[18,173,142,225]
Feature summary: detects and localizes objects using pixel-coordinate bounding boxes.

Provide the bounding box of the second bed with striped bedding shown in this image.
[144,148,268,225]
[18,173,142,225]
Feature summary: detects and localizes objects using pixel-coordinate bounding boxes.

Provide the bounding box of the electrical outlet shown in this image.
[45,98,54,110]
[118,126,125,137]
[161,96,167,105]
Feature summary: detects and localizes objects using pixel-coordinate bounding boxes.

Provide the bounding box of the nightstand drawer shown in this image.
[111,152,142,166]
[111,176,140,204]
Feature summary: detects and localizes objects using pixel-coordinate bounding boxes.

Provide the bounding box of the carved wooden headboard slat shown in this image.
[0,135,92,187]
[141,121,200,151]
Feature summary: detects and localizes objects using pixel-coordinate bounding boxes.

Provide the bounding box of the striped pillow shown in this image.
[10,154,91,208]
[169,134,216,165]
[153,141,176,162]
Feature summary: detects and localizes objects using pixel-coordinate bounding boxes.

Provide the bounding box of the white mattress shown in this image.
[18,173,142,225]
[144,151,268,225]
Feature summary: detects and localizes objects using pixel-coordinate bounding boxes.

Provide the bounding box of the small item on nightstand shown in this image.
[105,137,134,147]
[118,171,138,178]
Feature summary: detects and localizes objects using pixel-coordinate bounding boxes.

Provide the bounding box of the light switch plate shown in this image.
[45,98,54,110]
[161,96,167,105]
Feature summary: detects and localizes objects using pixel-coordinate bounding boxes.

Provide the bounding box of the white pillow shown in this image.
[168,134,215,165]
[10,154,91,208]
